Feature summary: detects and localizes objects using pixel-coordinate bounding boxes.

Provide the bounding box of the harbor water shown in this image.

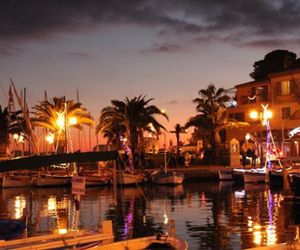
[0,180,298,250]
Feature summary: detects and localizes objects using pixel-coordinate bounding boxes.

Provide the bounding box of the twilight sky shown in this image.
[0,0,300,147]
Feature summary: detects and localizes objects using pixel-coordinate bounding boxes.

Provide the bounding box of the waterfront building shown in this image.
[226,68,300,158]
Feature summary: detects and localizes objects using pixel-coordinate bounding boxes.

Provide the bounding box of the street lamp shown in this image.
[249,104,273,166]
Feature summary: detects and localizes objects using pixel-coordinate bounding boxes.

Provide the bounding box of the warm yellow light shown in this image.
[45,133,54,144]
[265,110,272,119]
[245,133,251,141]
[47,197,56,211]
[14,195,26,219]
[163,211,169,225]
[250,111,259,119]
[161,109,166,114]
[56,112,65,130]
[148,123,154,132]
[58,228,68,234]
[13,133,24,143]
[69,117,77,125]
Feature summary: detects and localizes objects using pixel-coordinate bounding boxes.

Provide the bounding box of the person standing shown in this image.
[241,150,247,168]
[251,150,257,167]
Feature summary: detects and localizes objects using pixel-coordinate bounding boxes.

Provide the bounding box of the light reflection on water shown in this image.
[0,181,299,250]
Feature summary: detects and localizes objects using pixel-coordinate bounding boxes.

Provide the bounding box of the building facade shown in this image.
[227,68,300,158]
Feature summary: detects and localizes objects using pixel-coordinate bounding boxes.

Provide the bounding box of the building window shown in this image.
[257,85,268,101]
[282,107,291,119]
[276,80,295,96]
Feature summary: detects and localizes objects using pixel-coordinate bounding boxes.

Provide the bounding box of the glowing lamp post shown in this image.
[249,104,273,181]
[55,110,77,153]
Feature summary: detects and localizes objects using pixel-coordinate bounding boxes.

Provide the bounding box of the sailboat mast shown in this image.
[76,90,80,151]
[164,131,167,174]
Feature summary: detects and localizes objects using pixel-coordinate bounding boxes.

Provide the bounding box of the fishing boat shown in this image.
[269,168,283,184]
[218,169,233,181]
[85,173,112,186]
[0,227,114,250]
[243,168,266,183]
[232,168,246,183]
[2,171,35,188]
[116,171,145,185]
[151,149,184,185]
[36,172,72,187]
[151,170,184,185]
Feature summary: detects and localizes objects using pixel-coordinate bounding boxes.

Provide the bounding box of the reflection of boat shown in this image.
[117,171,144,185]
[218,181,234,191]
[154,184,184,197]
[36,172,71,187]
[0,219,26,240]
[218,170,233,181]
[151,170,184,185]
[288,173,300,197]
[244,183,267,192]
[93,234,188,250]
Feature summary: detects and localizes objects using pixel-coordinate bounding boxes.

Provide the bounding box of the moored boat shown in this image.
[218,170,233,181]
[232,168,246,183]
[93,234,188,250]
[2,172,35,188]
[269,169,283,184]
[151,170,184,185]
[243,169,266,183]
[36,172,72,187]
[85,173,112,186]
[116,171,145,185]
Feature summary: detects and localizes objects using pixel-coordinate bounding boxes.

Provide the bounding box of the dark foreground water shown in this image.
[0,181,299,250]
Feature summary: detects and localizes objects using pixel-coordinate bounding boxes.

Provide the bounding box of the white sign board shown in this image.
[72,176,86,195]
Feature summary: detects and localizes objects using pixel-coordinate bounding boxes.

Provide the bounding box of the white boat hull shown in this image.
[244,171,266,183]
[117,172,144,185]
[153,172,184,185]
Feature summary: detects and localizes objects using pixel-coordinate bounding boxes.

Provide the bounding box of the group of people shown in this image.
[241,148,257,168]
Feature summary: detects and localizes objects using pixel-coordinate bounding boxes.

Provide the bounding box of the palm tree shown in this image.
[186,84,247,156]
[32,97,94,153]
[170,123,186,155]
[96,95,168,168]
[0,106,29,157]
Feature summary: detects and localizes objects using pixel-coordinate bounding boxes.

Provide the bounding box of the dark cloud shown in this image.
[0,43,23,56]
[143,43,183,53]
[65,52,90,59]
[0,0,299,50]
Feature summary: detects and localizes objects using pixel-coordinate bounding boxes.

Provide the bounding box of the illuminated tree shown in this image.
[32,97,94,153]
